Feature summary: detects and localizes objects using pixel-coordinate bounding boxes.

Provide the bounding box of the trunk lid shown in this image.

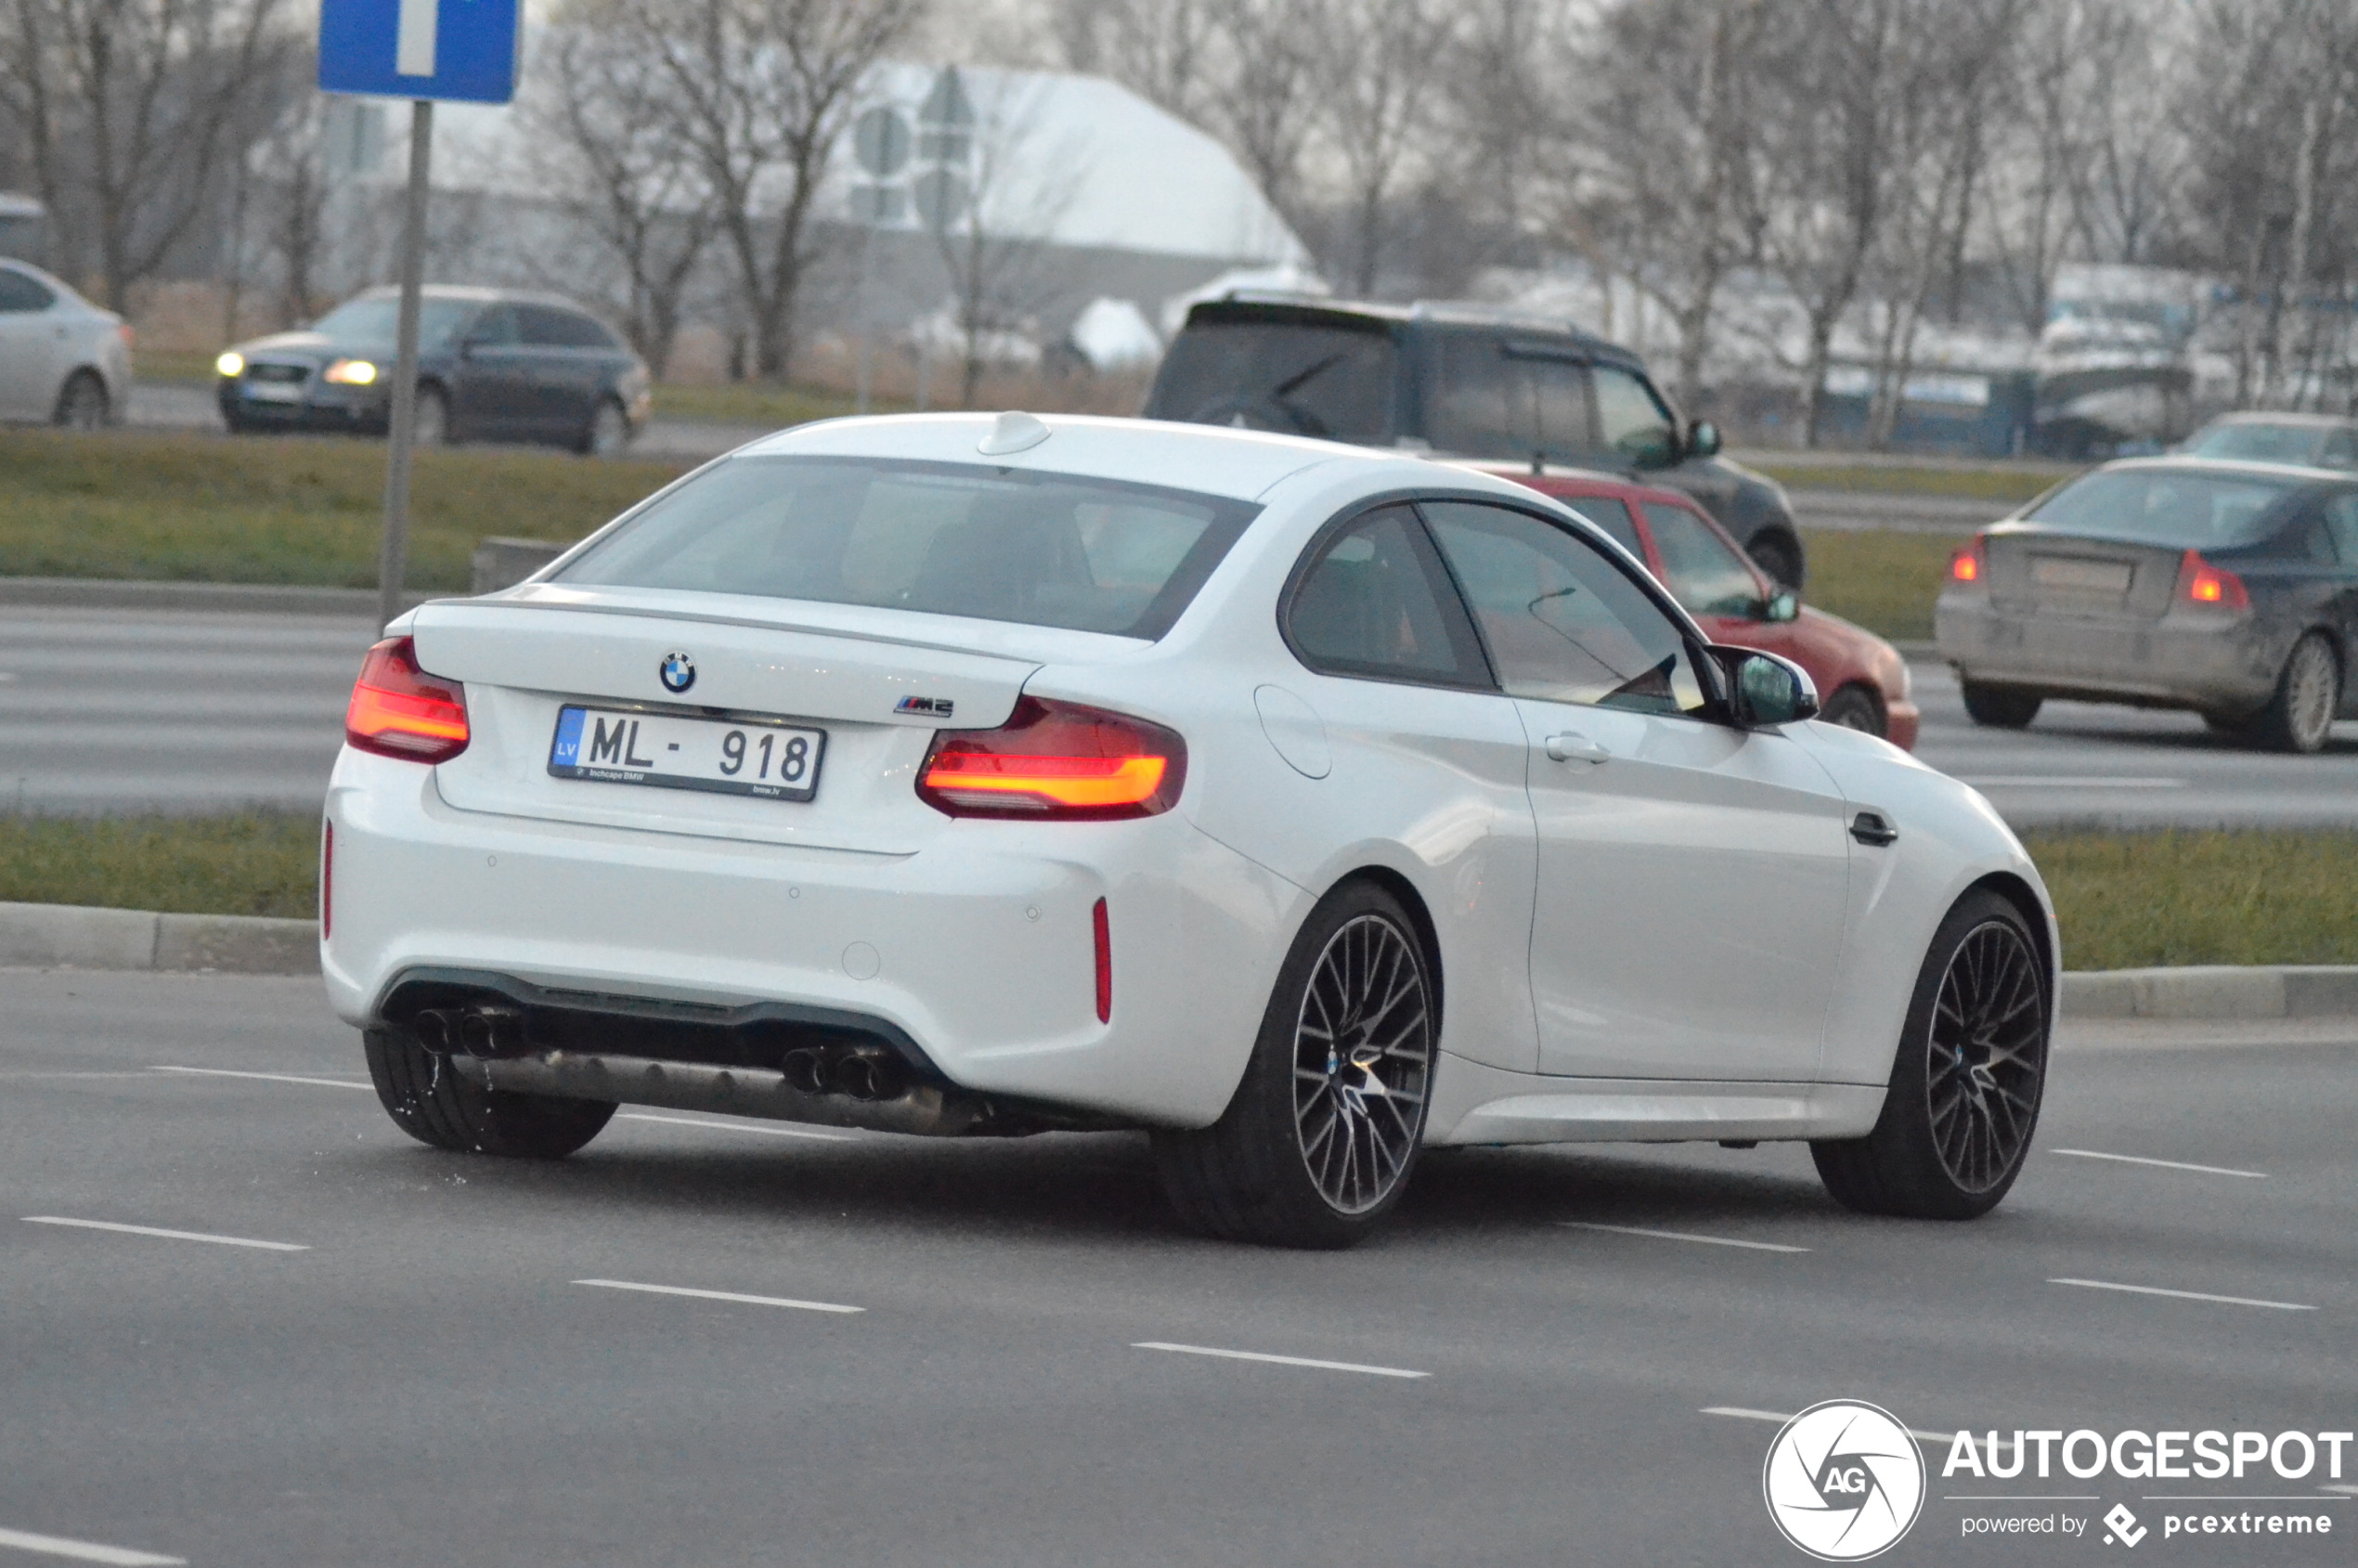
[1985,529,2183,622]
[409,588,1100,855]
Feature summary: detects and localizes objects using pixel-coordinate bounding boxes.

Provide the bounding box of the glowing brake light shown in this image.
[345,636,470,762]
[1949,535,1987,584]
[917,696,1186,820]
[2174,550,2248,611]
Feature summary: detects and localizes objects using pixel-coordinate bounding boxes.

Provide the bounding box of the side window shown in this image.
[556,311,620,349]
[0,267,55,313]
[1592,364,1678,467]
[1642,500,1766,617]
[1426,336,1522,457]
[1562,496,1643,558]
[1285,504,1491,688]
[1422,499,1709,718]
[466,305,519,346]
[517,305,589,347]
[2320,431,2358,471]
[2324,494,2358,564]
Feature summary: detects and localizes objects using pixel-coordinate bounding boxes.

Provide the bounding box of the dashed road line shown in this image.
[151,1065,370,1091]
[573,1278,862,1315]
[2052,1147,2266,1179]
[1133,1341,1428,1379]
[615,1112,853,1142]
[1701,1406,1956,1445]
[2050,1277,2313,1311]
[22,1216,307,1252]
[1560,1221,1808,1253]
[0,1524,185,1566]
[1958,776,2186,789]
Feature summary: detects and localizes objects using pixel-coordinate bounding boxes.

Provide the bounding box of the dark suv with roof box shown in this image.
[1144,297,1805,588]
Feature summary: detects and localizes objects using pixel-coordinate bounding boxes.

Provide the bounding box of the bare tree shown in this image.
[0,0,294,309]
[525,14,718,378]
[1048,0,1218,117]
[612,0,924,382]
[1310,0,1454,295]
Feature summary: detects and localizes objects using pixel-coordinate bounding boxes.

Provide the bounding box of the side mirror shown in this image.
[1714,646,1819,727]
[1687,418,1722,460]
[1763,590,1799,623]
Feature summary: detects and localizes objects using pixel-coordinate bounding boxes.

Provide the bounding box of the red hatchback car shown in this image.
[1488,466,1920,750]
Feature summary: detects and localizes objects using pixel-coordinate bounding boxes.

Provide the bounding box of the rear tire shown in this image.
[364,1026,614,1158]
[54,370,109,431]
[1960,680,2041,729]
[2244,632,2339,754]
[1818,683,1886,738]
[1811,889,2049,1220]
[1153,882,1436,1249]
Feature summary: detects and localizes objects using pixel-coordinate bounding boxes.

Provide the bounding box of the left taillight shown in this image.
[917,696,1186,820]
[345,636,469,762]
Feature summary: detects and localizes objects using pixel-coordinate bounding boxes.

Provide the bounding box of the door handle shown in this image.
[1544,732,1611,764]
[1850,810,1898,847]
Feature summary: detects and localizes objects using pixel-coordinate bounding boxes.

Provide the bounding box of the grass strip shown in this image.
[1748,460,2079,504]
[1,814,2350,973]
[0,811,319,919]
[0,428,685,590]
[1796,527,1955,641]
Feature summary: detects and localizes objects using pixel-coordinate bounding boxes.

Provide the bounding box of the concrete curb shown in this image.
[0,901,317,975]
[0,576,435,616]
[2060,965,2358,1021]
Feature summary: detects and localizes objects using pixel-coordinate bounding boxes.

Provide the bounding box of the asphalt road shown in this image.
[4,969,2352,1566]
[6,597,2353,826]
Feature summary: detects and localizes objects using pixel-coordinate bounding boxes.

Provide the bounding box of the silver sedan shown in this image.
[0,258,131,429]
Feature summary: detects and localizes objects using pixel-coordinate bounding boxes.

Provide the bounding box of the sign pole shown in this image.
[376,97,433,631]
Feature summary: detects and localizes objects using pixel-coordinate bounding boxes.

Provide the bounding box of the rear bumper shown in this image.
[1935,595,2281,712]
[321,747,1296,1128]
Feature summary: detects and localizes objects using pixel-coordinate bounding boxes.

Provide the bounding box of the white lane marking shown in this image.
[1957,776,2186,789]
[2050,1277,2313,1311]
[2323,1484,2358,1496]
[0,1524,185,1566]
[615,1112,852,1142]
[572,1278,862,1315]
[23,1216,308,1252]
[2052,1147,2267,1179]
[151,1066,369,1091]
[1702,1406,1956,1445]
[1559,1221,1808,1253]
[1132,1341,1428,1380]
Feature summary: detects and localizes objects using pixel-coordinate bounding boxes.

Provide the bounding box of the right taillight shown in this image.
[1949,534,1987,584]
[345,636,470,762]
[2174,549,2249,612]
[917,696,1186,820]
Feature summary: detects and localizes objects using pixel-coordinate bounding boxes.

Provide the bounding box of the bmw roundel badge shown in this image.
[659,651,695,693]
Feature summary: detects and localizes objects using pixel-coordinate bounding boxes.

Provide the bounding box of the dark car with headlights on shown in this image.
[215,285,650,456]
[1937,458,2358,752]
[1142,296,1808,590]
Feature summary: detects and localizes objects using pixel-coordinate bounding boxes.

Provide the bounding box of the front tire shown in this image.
[1745,527,1805,591]
[1152,883,1436,1248]
[579,396,630,458]
[1960,680,2041,729]
[1818,682,1886,738]
[408,385,449,447]
[2244,632,2339,754]
[1812,889,2049,1219]
[364,1027,614,1158]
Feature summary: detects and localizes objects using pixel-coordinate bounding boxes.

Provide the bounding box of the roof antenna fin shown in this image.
[978,410,1052,456]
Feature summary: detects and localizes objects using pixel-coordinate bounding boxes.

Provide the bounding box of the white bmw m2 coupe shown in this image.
[324,412,2057,1248]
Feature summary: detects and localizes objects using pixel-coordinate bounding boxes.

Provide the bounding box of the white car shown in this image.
[0,258,130,428]
[325,412,2057,1247]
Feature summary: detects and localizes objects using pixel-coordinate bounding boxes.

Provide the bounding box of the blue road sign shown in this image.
[318,0,523,104]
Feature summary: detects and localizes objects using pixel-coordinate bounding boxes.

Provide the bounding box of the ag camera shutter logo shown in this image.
[1763,1400,1926,1561]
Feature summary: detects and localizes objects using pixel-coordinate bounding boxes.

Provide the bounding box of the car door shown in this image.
[451,304,530,439]
[2318,491,2358,705]
[0,265,62,419]
[1419,498,1853,1082]
[514,305,603,438]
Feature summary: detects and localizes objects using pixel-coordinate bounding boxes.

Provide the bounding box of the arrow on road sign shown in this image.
[397,0,435,77]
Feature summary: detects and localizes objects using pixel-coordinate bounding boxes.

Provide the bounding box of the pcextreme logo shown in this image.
[1764,1400,1928,1561]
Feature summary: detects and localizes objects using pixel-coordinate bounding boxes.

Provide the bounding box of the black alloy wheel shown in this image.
[1960,680,2042,730]
[1813,888,2049,1219]
[1154,882,1435,1248]
[1818,683,1887,738]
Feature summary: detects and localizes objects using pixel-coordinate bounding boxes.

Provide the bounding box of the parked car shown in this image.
[1142,296,1808,589]
[215,285,651,456]
[2180,412,2358,471]
[1937,456,2358,752]
[0,257,131,429]
[329,412,2055,1248]
[1494,465,1918,748]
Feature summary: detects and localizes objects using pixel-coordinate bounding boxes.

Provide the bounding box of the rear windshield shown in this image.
[2180,422,2325,465]
[1147,319,1397,444]
[2024,468,2300,548]
[554,457,1258,640]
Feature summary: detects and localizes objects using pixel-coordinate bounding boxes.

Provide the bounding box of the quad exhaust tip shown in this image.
[411,1005,525,1060]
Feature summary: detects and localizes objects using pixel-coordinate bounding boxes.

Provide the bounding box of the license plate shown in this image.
[2031,556,2132,595]
[241,381,303,404]
[548,706,825,802]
